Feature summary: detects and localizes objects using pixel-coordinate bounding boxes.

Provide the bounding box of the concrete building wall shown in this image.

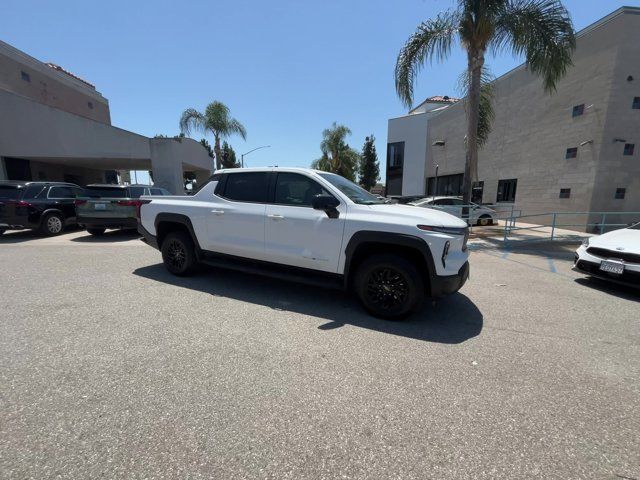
[0,40,110,124]
[387,112,430,196]
[387,7,640,229]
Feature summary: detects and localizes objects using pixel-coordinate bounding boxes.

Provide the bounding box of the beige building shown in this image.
[0,40,212,193]
[387,6,640,230]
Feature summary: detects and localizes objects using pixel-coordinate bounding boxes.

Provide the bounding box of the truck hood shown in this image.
[590,228,640,254]
[365,203,468,228]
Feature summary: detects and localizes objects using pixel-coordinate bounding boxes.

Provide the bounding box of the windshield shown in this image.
[317,173,384,205]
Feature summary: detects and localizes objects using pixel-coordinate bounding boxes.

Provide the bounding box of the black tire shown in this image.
[354,254,424,320]
[87,228,106,236]
[39,212,65,236]
[477,215,493,226]
[161,231,196,276]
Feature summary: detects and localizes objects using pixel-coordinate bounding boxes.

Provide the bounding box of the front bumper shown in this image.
[78,216,138,229]
[431,261,470,298]
[573,259,640,288]
[138,223,159,249]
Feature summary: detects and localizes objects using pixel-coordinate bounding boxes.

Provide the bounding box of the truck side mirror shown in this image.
[312,195,340,218]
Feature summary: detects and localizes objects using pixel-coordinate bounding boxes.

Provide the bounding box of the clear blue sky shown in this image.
[3,0,636,183]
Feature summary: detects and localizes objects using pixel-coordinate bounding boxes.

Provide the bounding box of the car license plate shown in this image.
[94,203,107,210]
[600,260,624,275]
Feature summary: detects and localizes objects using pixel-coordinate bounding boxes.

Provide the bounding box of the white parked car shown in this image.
[409,196,496,226]
[137,168,470,319]
[574,222,640,288]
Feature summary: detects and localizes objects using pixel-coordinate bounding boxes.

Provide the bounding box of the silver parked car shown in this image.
[409,196,496,226]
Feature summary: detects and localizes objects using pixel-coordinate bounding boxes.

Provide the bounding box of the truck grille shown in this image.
[587,247,640,264]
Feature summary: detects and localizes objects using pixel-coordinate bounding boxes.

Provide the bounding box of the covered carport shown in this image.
[0,89,212,192]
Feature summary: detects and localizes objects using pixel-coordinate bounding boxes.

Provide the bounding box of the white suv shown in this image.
[138,168,470,319]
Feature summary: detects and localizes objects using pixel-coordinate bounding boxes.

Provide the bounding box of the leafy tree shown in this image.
[179,101,247,170]
[358,135,380,191]
[310,122,361,181]
[221,141,239,168]
[200,138,214,158]
[395,0,575,207]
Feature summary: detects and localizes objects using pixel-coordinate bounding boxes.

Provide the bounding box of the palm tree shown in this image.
[320,122,352,174]
[395,0,575,206]
[179,101,247,170]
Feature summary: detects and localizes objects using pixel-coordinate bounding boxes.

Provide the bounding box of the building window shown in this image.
[386,142,404,170]
[572,104,585,117]
[559,188,571,199]
[615,188,626,199]
[21,70,30,82]
[88,101,94,109]
[624,143,635,156]
[471,181,484,204]
[565,147,578,159]
[426,173,464,196]
[633,97,640,109]
[497,179,517,203]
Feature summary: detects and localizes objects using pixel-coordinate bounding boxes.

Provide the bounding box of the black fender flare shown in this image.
[343,231,436,287]
[154,213,203,258]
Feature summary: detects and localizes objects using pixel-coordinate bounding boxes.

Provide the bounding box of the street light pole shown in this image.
[241,145,271,168]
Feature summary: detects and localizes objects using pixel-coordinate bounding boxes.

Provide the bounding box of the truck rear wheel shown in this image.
[161,231,196,276]
[354,254,424,320]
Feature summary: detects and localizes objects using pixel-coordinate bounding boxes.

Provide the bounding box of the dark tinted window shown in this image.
[22,184,46,199]
[84,187,128,198]
[559,188,571,199]
[223,172,270,202]
[497,179,517,203]
[274,173,330,207]
[615,188,626,199]
[150,188,164,195]
[572,104,584,117]
[565,147,578,159]
[48,186,77,199]
[129,187,147,198]
[0,186,22,200]
[633,97,640,109]
[624,144,635,156]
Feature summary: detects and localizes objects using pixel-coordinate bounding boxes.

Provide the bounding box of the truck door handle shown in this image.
[210,209,225,215]
[268,214,284,221]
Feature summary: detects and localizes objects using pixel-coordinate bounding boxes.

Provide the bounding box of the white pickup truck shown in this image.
[138,168,469,319]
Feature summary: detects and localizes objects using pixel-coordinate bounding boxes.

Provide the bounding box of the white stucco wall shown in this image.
[387,112,430,196]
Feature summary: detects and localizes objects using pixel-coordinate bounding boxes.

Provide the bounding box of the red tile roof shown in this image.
[45,62,95,89]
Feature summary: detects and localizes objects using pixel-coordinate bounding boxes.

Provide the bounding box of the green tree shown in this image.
[179,101,247,170]
[199,138,214,158]
[221,141,239,168]
[358,135,380,191]
[395,0,575,207]
[310,122,360,181]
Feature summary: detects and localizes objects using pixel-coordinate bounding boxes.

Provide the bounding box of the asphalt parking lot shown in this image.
[1,229,638,479]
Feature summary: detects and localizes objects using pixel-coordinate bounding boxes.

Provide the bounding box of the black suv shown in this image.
[0,181,84,236]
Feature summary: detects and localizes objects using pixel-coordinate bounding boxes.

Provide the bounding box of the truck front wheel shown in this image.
[161,231,196,276]
[354,254,424,320]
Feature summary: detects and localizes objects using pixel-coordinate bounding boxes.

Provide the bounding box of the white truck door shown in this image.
[264,172,345,273]
[205,171,269,261]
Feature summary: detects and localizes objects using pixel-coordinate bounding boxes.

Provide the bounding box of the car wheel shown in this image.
[354,254,424,320]
[87,228,106,236]
[40,213,64,236]
[161,231,196,276]
[477,215,493,226]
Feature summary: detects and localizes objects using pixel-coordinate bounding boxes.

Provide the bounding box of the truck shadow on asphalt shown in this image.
[71,229,141,243]
[133,264,483,344]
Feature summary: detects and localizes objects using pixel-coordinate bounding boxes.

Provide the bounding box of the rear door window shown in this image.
[48,186,77,199]
[223,172,270,203]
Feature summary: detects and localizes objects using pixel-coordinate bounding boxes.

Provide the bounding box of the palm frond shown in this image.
[227,118,247,140]
[457,67,495,146]
[395,10,459,108]
[492,0,575,92]
[179,108,206,136]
